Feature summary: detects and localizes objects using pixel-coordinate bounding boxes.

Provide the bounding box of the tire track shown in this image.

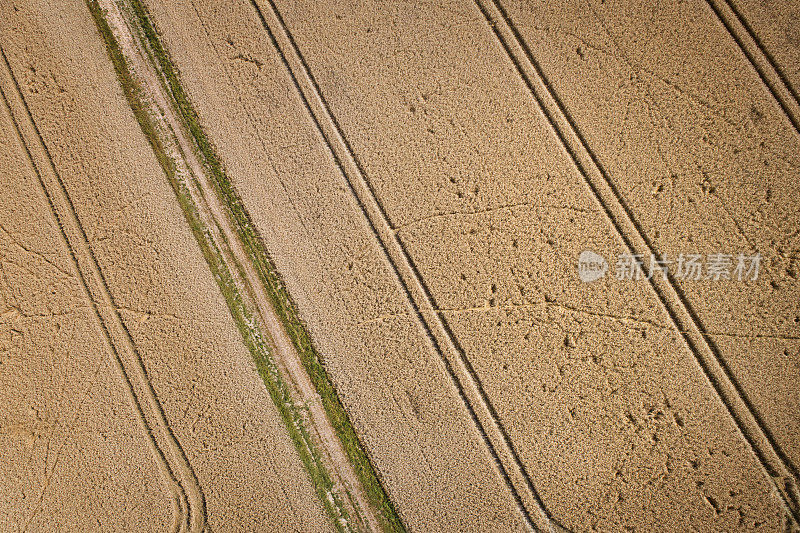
[0,43,206,533]
[98,1,380,529]
[247,1,561,530]
[184,0,319,255]
[472,0,800,525]
[704,0,800,137]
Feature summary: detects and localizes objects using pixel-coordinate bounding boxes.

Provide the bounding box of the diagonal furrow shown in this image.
[473,0,800,526]
[247,0,563,530]
[0,43,206,533]
[90,0,400,529]
[704,0,800,137]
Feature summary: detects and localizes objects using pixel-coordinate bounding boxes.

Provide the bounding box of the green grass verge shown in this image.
[89,1,404,531]
[87,2,352,530]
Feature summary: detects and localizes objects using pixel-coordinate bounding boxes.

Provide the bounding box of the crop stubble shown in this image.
[491,0,800,519]
[0,69,173,533]
[137,0,531,530]
[2,0,798,530]
[0,1,332,530]
[138,0,799,530]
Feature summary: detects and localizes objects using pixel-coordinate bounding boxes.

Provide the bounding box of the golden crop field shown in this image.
[1,0,798,531]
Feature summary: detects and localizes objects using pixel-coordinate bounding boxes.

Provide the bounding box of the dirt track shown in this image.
[99,0,380,528]
[2,0,799,531]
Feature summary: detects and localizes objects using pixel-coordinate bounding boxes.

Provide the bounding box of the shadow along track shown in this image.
[473,0,800,525]
[704,0,800,136]
[247,0,567,530]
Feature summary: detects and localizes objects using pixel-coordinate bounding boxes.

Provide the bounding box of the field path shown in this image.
[475,0,800,524]
[0,44,205,533]
[97,1,381,530]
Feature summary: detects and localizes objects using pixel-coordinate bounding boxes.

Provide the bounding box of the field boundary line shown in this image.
[0,44,205,533]
[247,0,565,530]
[90,0,405,530]
[99,0,364,528]
[473,0,800,524]
[704,0,800,136]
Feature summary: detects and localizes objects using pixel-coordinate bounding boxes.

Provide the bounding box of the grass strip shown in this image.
[87,2,354,530]
[123,3,405,530]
